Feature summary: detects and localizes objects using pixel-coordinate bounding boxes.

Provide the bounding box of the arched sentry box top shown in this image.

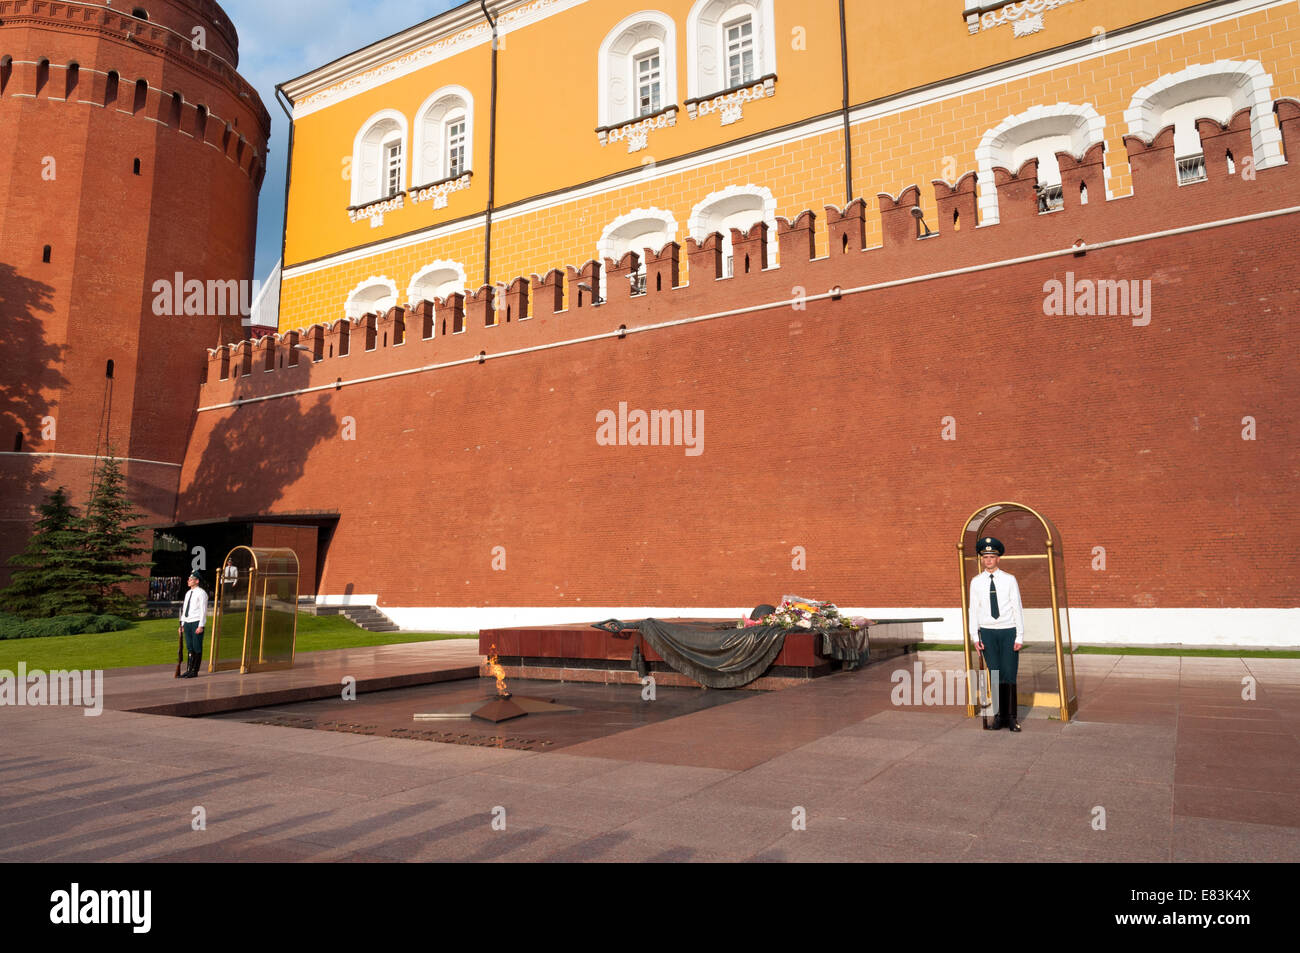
[212,546,300,674]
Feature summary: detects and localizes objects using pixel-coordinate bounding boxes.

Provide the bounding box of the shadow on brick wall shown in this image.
[0,261,66,585]
[177,392,338,521]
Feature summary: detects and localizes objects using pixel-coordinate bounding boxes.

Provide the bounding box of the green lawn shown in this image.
[0,613,472,672]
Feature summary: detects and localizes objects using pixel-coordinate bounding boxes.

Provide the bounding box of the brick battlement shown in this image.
[0,0,270,160]
[200,100,1300,405]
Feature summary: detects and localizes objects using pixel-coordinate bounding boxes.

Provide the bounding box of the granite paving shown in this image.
[2,643,1298,862]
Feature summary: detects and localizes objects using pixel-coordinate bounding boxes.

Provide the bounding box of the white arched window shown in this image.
[688,185,777,276]
[597,208,678,297]
[598,11,678,128]
[1125,61,1284,183]
[686,0,776,98]
[975,104,1107,224]
[413,86,473,186]
[351,110,408,206]
[407,261,467,305]
[345,276,398,319]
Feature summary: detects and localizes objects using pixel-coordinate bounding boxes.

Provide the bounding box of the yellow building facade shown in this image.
[276,0,1299,330]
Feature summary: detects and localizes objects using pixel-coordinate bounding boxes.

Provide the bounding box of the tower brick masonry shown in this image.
[0,0,270,583]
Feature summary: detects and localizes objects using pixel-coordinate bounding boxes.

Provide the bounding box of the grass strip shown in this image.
[0,613,472,671]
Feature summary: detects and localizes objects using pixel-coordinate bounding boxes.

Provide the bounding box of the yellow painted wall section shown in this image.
[284,0,846,266]
[279,1,1300,331]
[490,0,843,204]
[844,0,1197,105]
[284,48,492,267]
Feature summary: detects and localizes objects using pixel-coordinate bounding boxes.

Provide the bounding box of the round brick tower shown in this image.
[0,0,270,584]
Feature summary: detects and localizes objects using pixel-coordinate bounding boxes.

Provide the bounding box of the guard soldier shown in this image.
[969,537,1024,731]
[178,571,209,678]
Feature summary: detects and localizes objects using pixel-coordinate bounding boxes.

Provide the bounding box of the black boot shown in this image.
[191,651,202,678]
[1006,683,1021,732]
[984,680,1003,730]
[182,652,198,678]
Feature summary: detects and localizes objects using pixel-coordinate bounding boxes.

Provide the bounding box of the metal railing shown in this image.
[1177,153,1207,184]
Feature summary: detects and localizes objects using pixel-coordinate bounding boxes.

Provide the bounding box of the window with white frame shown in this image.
[636,50,662,116]
[446,118,466,178]
[345,277,398,319]
[686,0,775,98]
[975,104,1107,225]
[1125,61,1285,181]
[597,208,678,300]
[385,141,403,197]
[725,16,755,88]
[407,261,467,305]
[350,111,408,206]
[1160,96,1232,184]
[598,12,678,129]
[413,86,474,186]
[687,186,777,276]
[1009,132,1074,211]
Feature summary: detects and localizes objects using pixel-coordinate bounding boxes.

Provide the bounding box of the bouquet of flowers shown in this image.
[738,595,871,631]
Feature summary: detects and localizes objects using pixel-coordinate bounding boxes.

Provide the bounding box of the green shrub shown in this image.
[0,613,130,640]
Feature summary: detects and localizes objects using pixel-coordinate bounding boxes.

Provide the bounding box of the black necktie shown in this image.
[988,574,999,619]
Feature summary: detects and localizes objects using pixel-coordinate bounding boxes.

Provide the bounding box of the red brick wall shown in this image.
[251,524,319,596]
[179,109,1300,613]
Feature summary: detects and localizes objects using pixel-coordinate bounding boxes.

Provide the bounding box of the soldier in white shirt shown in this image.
[178,571,209,679]
[969,537,1024,731]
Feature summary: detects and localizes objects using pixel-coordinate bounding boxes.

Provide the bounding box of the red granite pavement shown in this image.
[1,645,1296,862]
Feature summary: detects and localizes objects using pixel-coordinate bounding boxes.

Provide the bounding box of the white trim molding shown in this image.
[1124,59,1284,169]
[0,451,182,468]
[406,260,468,304]
[344,275,399,319]
[596,207,678,297]
[286,0,590,119]
[976,102,1108,225]
[364,604,1300,647]
[687,183,778,269]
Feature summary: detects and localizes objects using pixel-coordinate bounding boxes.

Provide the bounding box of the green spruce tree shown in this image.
[83,450,152,617]
[0,486,96,618]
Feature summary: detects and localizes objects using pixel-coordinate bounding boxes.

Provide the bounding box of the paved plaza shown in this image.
[2,643,1298,862]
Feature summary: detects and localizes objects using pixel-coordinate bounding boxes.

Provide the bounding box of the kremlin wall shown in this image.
[2,0,1297,648]
[182,106,1299,645]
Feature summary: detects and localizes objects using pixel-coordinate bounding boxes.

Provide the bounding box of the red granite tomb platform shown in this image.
[479,619,925,691]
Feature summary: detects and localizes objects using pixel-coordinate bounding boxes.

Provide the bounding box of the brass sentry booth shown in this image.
[958,502,1078,722]
[210,546,300,674]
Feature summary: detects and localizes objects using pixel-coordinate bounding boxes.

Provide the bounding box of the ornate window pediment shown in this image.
[597,12,679,151]
[964,1,1087,38]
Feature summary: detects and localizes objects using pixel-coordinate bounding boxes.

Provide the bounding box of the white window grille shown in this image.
[1177,154,1207,185]
[636,50,662,116]
[725,17,755,88]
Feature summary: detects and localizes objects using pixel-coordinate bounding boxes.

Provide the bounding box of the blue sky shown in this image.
[218,0,463,281]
